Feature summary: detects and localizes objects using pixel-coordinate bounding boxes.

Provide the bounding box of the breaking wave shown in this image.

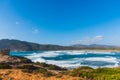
[11,50,120,69]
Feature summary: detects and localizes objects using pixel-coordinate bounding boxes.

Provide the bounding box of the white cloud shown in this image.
[72,35,104,45]
[32,29,39,34]
[15,21,19,25]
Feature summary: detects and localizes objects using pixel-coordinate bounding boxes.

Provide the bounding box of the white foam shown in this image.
[51,50,115,55]
[85,57,118,63]
[45,60,82,68]
[114,63,119,67]
[32,58,46,62]
[24,50,119,69]
[25,51,62,58]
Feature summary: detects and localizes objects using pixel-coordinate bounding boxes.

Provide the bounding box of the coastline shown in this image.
[10,49,120,69]
[1,53,120,80]
[11,49,120,52]
[53,49,120,52]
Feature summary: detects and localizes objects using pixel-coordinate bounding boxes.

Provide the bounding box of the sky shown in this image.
[0,0,120,45]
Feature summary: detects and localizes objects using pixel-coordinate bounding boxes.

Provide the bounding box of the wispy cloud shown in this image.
[72,35,104,45]
[94,36,104,41]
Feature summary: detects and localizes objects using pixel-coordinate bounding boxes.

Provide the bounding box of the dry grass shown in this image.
[0,69,83,80]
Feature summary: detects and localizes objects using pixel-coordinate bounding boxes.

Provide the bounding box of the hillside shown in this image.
[72,44,119,48]
[0,39,69,51]
[0,39,120,51]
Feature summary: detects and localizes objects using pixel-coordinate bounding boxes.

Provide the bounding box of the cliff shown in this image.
[0,49,31,64]
[0,49,10,56]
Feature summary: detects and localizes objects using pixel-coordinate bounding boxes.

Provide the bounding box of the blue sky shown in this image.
[0,0,120,45]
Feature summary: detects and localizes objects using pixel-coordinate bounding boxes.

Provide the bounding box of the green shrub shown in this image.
[18,64,39,73]
[38,68,53,77]
[19,64,53,77]
[0,63,11,69]
[37,62,48,67]
[43,71,53,77]
[36,62,66,70]
[68,67,120,80]
[14,56,32,63]
[38,68,47,73]
[77,66,93,70]
[18,64,38,69]
[47,64,65,70]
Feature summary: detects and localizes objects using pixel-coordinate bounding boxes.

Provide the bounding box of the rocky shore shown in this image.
[0,52,83,80]
[1,50,120,80]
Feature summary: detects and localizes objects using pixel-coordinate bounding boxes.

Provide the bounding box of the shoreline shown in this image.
[10,49,120,69]
[56,50,120,52]
[11,49,120,53]
[1,54,120,80]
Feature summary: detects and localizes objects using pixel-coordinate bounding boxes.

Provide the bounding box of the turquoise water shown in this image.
[10,51,120,68]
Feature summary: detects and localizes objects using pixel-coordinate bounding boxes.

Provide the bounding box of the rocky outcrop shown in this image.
[0,49,10,56]
[0,49,20,63]
[0,55,21,63]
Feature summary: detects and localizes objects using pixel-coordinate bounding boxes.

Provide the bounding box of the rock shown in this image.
[0,55,21,63]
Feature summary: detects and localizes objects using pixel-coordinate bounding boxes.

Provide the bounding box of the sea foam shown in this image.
[24,50,120,68]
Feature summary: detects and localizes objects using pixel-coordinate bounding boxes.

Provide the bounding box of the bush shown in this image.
[77,66,93,70]
[14,56,32,63]
[39,68,53,77]
[0,63,11,69]
[18,64,39,73]
[68,67,120,80]
[19,64,53,77]
[36,62,66,71]
[43,71,53,77]
[47,64,65,70]
[67,66,93,77]
[36,62,48,67]
[18,64,38,69]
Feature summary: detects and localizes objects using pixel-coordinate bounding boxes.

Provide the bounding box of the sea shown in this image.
[10,50,120,69]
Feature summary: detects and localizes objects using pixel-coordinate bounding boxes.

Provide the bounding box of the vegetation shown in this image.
[35,62,67,71]
[14,56,32,63]
[2,60,120,79]
[17,64,39,73]
[18,64,53,77]
[38,68,54,77]
[0,63,11,69]
[66,66,120,80]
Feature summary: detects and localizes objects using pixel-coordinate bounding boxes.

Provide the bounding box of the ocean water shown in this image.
[10,50,120,69]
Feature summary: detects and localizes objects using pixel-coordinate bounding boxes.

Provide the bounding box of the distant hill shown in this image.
[0,39,120,51]
[0,39,68,51]
[72,44,118,48]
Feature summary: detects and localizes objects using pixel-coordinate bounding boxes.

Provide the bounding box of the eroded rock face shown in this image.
[0,49,10,56]
[0,54,21,63]
[0,49,21,63]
